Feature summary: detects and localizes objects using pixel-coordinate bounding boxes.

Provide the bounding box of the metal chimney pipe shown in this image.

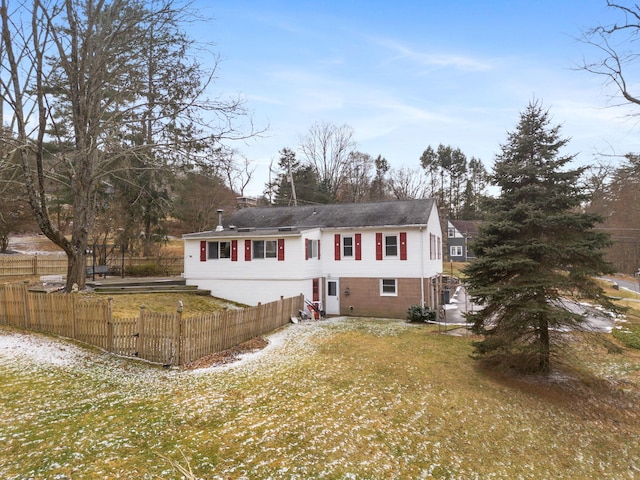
[215,209,224,231]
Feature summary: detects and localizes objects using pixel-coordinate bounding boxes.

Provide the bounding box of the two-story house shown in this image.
[183,199,443,319]
[447,220,481,262]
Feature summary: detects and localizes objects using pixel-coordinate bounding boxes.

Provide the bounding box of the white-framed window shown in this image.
[380,278,397,296]
[343,236,353,258]
[430,234,436,260]
[253,240,277,259]
[448,227,456,238]
[450,245,463,257]
[306,239,319,259]
[385,235,398,257]
[208,241,231,260]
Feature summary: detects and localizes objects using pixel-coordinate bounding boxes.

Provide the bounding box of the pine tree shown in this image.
[464,101,619,373]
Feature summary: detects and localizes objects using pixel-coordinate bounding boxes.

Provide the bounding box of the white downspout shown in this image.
[420,226,425,307]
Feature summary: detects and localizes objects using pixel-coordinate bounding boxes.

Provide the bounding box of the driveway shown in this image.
[601,276,640,294]
[439,285,616,333]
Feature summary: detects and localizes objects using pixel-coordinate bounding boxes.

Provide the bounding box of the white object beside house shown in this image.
[183,199,444,319]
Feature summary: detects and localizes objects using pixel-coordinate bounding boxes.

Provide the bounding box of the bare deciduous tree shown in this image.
[299,121,356,199]
[388,166,429,200]
[580,2,640,110]
[218,149,256,197]
[1,0,255,290]
[587,156,640,274]
[338,151,374,203]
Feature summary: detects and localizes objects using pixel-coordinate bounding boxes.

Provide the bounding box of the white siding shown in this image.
[183,231,323,306]
[186,278,312,306]
[183,202,443,306]
[447,220,462,238]
[185,235,321,279]
[320,203,443,280]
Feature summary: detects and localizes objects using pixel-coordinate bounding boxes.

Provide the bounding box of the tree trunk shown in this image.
[64,149,97,292]
[66,250,87,291]
[538,317,551,373]
[0,232,8,253]
[143,206,153,257]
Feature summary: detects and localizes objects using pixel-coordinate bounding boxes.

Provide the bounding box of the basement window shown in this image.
[380,278,397,296]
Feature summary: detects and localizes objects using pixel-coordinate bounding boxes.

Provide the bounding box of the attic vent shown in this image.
[278,226,297,232]
[237,227,255,232]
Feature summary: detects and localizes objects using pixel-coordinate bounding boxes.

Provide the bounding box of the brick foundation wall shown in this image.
[339,277,435,319]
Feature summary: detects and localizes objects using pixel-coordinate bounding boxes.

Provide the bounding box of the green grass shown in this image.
[598,277,640,350]
[1,319,640,479]
[613,324,640,349]
[79,291,241,317]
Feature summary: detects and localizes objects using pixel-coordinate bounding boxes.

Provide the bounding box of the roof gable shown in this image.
[449,220,482,236]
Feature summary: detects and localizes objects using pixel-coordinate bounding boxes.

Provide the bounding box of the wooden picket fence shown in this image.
[0,283,304,366]
[0,254,184,277]
[0,255,69,276]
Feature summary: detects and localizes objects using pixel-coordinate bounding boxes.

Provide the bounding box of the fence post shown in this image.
[107,298,113,353]
[22,281,31,329]
[33,254,37,276]
[71,292,77,340]
[172,307,182,366]
[137,306,146,358]
[0,284,4,324]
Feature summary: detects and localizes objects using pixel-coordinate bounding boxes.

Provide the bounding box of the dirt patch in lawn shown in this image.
[182,336,269,369]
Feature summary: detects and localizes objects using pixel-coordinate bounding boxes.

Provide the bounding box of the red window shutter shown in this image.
[317,239,320,260]
[278,238,285,261]
[231,240,238,262]
[376,232,383,260]
[305,239,309,260]
[312,278,320,301]
[200,241,206,262]
[245,239,252,261]
[355,233,362,261]
[334,234,341,260]
[400,232,407,260]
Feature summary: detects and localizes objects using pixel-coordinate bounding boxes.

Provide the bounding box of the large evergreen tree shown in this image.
[464,101,619,373]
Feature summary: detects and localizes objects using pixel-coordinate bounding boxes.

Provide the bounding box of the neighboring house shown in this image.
[447,220,481,262]
[183,199,443,319]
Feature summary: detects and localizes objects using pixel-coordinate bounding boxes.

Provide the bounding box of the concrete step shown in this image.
[92,285,210,295]
[87,278,187,288]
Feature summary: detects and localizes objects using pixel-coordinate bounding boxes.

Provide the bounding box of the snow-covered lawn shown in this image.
[1,319,640,479]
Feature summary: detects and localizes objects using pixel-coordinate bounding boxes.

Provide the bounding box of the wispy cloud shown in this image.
[368,36,493,72]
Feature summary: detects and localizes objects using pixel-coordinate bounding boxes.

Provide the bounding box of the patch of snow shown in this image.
[0,331,87,367]
[189,318,342,375]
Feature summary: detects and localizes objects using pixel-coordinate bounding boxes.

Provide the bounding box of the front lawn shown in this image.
[1,319,639,479]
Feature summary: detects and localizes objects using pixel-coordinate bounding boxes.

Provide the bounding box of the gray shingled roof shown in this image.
[183,199,437,238]
[450,219,482,236]
[227,199,435,229]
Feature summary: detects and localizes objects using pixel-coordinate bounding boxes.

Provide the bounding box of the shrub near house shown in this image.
[183,199,444,319]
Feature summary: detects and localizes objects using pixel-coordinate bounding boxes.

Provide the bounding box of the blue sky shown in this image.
[194,1,639,197]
